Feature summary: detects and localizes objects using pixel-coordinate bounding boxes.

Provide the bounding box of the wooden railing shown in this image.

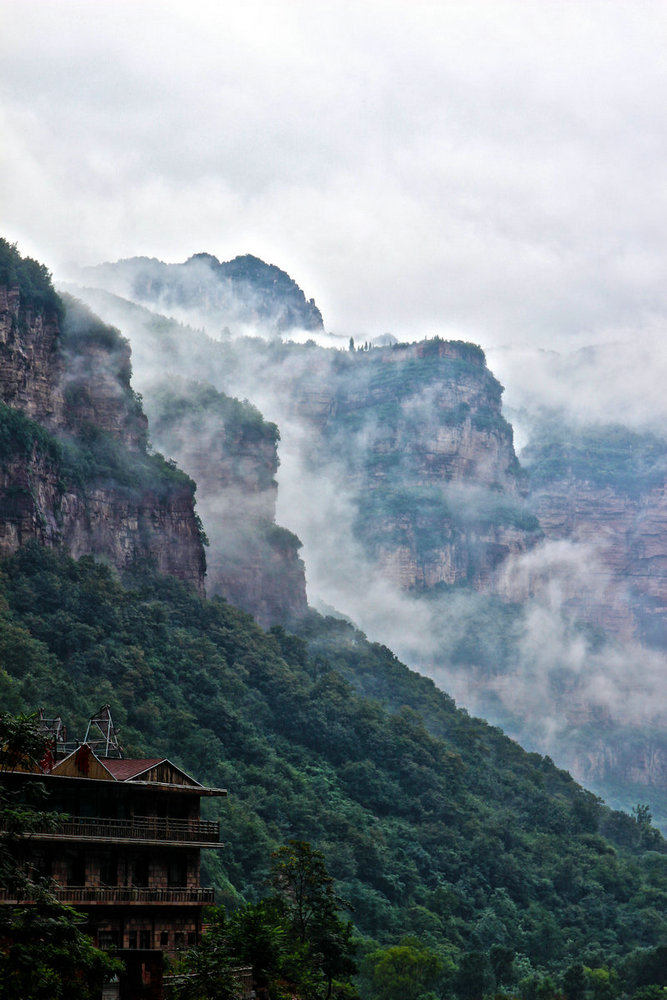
[0,886,215,905]
[31,815,220,844]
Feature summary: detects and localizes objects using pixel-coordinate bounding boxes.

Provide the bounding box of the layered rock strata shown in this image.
[143,378,307,627]
[0,263,206,593]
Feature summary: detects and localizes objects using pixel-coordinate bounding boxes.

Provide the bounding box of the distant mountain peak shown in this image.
[78,252,324,335]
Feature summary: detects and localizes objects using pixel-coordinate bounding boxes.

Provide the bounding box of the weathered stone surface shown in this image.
[529,479,667,645]
[143,380,308,627]
[0,284,205,593]
[0,286,64,426]
[62,339,148,450]
[297,340,539,592]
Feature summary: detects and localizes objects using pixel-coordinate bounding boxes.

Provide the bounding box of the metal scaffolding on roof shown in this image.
[83,704,124,758]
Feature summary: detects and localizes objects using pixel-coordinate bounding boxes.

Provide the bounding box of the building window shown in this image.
[132,855,149,886]
[174,932,185,949]
[99,853,117,886]
[98,930,119,950]
[160,931,169,947]
[66,852,86,885]
[31,853,51,879]
[139,930,151,950]
[188,931,196,946]
[128,931,137,949]
[167,857,187,887]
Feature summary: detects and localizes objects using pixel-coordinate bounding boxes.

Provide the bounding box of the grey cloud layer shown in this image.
[3,1,667,343]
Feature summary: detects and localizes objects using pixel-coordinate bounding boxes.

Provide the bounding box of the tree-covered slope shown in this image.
[0,544,665,997]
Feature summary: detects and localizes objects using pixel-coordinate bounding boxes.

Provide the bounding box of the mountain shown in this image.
[0,241,206,591]
[522,421,667,647]
[65,255,667,832]
[2,238,667,996]
[74,252,324,336]
[144,376,307,627]
[2,543,667,998]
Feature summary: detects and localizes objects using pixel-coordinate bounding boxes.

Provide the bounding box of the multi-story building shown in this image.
[0,706,227,1000]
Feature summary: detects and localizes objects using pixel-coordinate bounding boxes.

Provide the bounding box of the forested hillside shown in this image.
[1,544,666,998]
[67,260,667,832]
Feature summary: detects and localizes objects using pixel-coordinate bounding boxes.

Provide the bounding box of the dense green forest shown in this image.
[1,544,666,998]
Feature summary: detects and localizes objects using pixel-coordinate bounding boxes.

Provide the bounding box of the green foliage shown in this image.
[363,938,443,1000]
[0,546,666,996]
[0,899,121,1000]
[60,294,129,357]
[356,484,539,556]
[175,844,357,1000]
[148,377,279,448]
[0,711,48,773]
[0,404,61,465]
[0,240,62,320]
[59,423,195,499]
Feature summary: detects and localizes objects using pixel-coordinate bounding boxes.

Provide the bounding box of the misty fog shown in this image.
[60,263,667,828]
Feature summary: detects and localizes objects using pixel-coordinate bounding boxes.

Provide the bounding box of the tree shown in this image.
[364,938,443,1000]
[169,908,243,1000]
[490,945,515,989]
[0,899,121,1000]
[226,900,287,998]
[0,712,49,772]
[455,951,494,1000]
[632,804,662,850]
[269,840,357,999]
[562,962,586,1000]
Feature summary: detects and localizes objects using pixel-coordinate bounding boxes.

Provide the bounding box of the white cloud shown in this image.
[3,1,667,346]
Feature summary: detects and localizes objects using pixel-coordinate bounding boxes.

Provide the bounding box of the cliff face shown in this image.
[0,244,206,592]
[0,285,64,426]
[0,438,204,593]
[306,340,541,591]
[569,729,667,795]
[143,378,307,626]
[522,426,667,647]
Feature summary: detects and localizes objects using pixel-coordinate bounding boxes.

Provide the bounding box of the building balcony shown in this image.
[29,814,221,846]
[0,885,215,906]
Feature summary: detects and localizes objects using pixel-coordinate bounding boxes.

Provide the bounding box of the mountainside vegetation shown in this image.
[2,240,667,997]
[65,267,667,835]
[1,544,666,998]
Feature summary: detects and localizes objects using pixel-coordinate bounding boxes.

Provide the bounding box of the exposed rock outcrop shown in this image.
[523,426,667,647]
[143,378,307,627]
[306,339,541,590]
[0,243,206,593]
[0,285,64,426]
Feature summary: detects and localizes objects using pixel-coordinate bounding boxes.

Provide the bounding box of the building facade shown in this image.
[0,707,226,999]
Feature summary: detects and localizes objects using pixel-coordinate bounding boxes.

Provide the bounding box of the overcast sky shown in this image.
[3,0,667,347]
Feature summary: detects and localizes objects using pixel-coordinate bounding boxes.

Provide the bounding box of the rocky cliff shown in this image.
[0,284,65,427]
[522,424,667,647]
[0,240,206,592]
[143,378,307,627]
[60,282,543,597]
[307,339,541,590]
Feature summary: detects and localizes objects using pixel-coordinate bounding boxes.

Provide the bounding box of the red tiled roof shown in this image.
[102,758,165,781]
